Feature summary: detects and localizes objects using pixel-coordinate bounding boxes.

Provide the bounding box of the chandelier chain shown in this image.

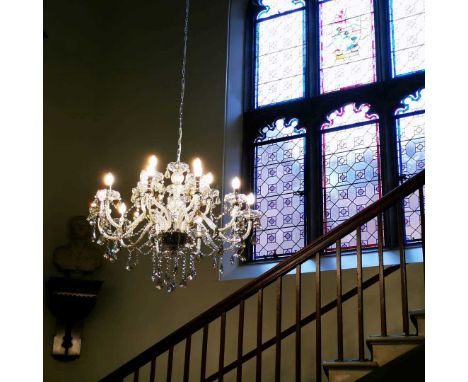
[177,0,190,163]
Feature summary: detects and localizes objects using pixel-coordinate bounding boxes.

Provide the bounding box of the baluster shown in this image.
[316,254,322,382]
[183,335,192,382]
[377,213,387,336]
[219,312,226,382]
[200,324,209,382]
[295,265,301,382]
[256,289,263,382]
[419,186,425,276]
[166,347,174,382]
[396,203,410,335]
[356,228,364,361]
[275,278,282,382]
[237,301,245,382]
[336,240,343,361]
[133,368,139,382]
[149,358,156,382]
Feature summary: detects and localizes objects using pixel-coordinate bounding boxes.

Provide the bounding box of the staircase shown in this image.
[99,171,425,381]
[324,309,425,381]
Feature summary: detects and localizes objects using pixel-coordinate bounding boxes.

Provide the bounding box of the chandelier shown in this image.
[87,0,260,292]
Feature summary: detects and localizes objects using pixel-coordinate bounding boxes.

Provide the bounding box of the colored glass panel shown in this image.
[395,89,425,242]
[253,118,306,260]
[322,103,382,249]
[319,0,376,94]
[257,0,306,19]
[389,0,425,77]
[255,2,306,108]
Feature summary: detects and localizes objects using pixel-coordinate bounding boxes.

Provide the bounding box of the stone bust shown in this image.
[53,216,103,274]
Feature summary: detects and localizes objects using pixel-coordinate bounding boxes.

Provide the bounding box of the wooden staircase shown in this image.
[99,171,425,381]
[324,310,425,381]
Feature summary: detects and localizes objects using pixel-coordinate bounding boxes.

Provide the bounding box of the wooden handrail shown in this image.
[100,170,425,381]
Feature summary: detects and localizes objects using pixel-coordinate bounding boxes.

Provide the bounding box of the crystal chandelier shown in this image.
[87,0,260,292]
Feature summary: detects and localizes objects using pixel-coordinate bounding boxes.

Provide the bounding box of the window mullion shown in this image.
[375,0,392,81]
[307,0,319,98]
[377,98,400,248]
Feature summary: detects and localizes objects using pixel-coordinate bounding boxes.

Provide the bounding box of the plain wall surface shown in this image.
[43,1,425,381]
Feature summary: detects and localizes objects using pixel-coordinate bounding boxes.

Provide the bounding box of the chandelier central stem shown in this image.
[177,0,190,163]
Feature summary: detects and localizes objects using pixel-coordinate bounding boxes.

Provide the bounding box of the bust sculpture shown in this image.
[53,216,103,274]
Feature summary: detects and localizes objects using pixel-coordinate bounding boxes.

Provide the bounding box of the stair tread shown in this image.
[323,360,378,369]
[366,335,425,345]
[409,308,425,317]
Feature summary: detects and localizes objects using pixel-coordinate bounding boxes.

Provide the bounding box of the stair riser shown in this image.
[328,369,373,382]
[371,343,420,365]
[415,317,425,336]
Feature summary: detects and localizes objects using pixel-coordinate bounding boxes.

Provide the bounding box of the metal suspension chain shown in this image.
[176,0,190,163]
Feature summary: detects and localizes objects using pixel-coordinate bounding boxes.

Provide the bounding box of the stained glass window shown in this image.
[253,118,306,260]
[389,0,425,77]
[321,103,382,248]
[395,89,425,242]
[319,0,376,94]
[255,0,306,108]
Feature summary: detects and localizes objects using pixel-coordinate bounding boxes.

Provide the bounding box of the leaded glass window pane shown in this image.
[321,103,382,249]
[319,0,376,94]
[395,89,425,242]
[253,118,306,260]
[255,1,306,108]
[389,0,425,77]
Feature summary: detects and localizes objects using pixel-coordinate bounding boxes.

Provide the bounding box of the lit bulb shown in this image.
[246,193,255,206]
[104,172,114,187]
[140,169,149,182]
[146,155,158,176]
[90,201,97,208]
[205,172,214,185]
[231,177,241,191]
[118,202,127,215]
[193,158,203,177]
[148,155,158,168]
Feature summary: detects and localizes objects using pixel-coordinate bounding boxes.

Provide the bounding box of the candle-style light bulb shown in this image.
[104,172,114,188]
[118,202,127,215]
[231,177,241,191]
[246,193,255,206]
[140,169,149,183]
[146,155,158,176]
[205,172,214,185]
[193,158,203,177]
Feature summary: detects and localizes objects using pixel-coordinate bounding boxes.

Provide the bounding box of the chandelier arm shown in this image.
[148,197,172,229]
[199,198,213,218]
[217,215,238,233]
[97,218,121,241]
[240,220,253,241]
[122,222,153,247]
[103,201,124,230]
[124,208,147,233]
[202,215,218,231]
[176,0,191,162]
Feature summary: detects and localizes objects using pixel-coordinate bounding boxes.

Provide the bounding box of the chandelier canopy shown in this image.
[87,0,260,292]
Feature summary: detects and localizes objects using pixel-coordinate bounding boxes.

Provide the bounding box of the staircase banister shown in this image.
[100,170,424,381]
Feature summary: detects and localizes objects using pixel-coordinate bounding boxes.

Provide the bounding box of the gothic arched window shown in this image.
[254,0,307,107]
[321,103,381,248]
[243,0,425,262]
[253,118,306,260]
